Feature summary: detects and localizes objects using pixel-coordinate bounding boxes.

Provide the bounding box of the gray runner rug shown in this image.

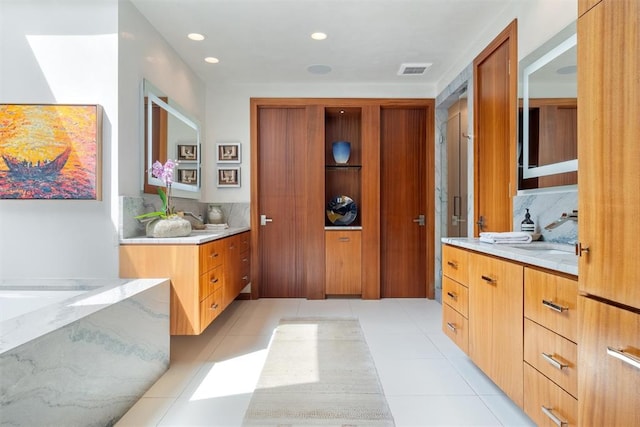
[242,317,395,427]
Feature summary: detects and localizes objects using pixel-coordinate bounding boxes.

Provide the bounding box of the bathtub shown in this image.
[0,278,170,427]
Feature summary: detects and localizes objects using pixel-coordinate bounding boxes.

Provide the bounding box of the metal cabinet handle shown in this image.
[210,303,219,311]
[542,299,568,313]
[542,352,568,370]
[481,275,495,284]
[447,261,458,269]
[575,242,590,256]
[210,278,219,284]
[541,406,568,427]
[338,237,351,242]
[607,347,640,370]
[447,291,458,301]
[446,322,457,332]
[210,252,219,258]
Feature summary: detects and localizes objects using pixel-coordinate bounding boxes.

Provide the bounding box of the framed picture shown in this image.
[177,144,198,161]
[217,167,240,187]
[217,142,241,163]
[178,168,198,184]
[0,104,102,200]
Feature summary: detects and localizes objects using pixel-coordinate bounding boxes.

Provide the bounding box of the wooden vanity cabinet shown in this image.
[120,233,249,336]
[441,245,469,354]
[523,267,578,426]
[468,251,524,407]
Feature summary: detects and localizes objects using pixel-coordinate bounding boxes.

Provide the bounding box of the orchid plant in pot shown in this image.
[137,159,192,238]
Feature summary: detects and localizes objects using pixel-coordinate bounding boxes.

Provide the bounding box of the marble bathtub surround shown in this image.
[0,278,170,426]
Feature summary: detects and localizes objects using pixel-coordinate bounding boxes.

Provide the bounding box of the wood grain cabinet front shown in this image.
[325,230,362,295]
[119,232,250,336]
[523,267,578,422]
[468,251,524,407]
[441,246,469,355]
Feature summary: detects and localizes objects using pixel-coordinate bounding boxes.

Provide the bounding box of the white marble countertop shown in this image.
[120,226,250,245]
[441,237,578,276]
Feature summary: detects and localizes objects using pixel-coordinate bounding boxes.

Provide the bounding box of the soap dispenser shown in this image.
[521,208,535,233]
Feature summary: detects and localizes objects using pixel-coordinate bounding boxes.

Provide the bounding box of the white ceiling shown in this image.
[130,0,516,87]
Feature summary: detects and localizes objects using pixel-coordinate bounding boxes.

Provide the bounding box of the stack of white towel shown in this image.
[479,232,533,244]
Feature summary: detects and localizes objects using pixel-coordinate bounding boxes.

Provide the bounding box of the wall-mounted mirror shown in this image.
[518,22,577,191]
[143,79,201,194]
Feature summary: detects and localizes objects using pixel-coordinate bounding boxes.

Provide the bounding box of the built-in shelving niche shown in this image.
[324,107,362,228]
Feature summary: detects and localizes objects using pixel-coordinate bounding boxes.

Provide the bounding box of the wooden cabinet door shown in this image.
[578,297,640,426]
[380,105,431,297]
[255,107,308,297]
[469,252,524,406]
[325,230,361,295]
[473,21,517,235]
[578,0,640,309]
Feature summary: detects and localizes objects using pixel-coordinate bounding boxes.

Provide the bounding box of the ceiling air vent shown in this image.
[397,63,432,76]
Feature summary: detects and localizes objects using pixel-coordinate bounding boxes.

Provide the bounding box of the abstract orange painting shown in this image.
[0,104,102,199]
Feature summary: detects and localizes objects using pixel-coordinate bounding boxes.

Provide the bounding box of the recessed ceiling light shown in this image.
[311,32,327,41]
[188,33,205,41]
[307,64,332,75]
[204,57,219,64]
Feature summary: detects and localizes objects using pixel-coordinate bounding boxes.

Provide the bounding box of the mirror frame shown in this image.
[522,32,577,179]
[144,80,201,193]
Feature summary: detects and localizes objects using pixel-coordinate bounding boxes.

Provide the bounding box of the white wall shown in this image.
[0,0,119,278]
[0,0,205,279]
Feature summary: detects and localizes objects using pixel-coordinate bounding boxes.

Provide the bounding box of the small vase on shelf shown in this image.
[332,141,351,164]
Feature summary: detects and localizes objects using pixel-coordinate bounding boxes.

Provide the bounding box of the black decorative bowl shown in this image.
[326,195,357,226]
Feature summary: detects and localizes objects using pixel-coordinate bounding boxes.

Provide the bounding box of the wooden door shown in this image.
[446,98,468,237]
[380,106,429,298]
[577,0,640,309]
[473,20,517,235]
[254,106,307,297]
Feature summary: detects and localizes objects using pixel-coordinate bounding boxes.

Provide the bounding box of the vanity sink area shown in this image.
[504,242,575,256]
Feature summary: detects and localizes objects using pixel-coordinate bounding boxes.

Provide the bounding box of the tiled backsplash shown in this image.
[120,196,250,239]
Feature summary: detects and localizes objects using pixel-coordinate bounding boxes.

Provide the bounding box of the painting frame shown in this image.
[177,144,198,161]
[0,104,103,200]
[217,167,240,188]
[177,168,198,185]
[216,142,241,163]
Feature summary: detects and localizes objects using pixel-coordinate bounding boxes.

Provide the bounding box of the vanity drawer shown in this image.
[525,267,578,342]
[200,239,224,273]
[442,303,468,354]
[524,318,578,398]
[199,264,223,300]
[442,276,468,317]
[200,287,223,331]
[442,245,469,284]
[524,363,577,427]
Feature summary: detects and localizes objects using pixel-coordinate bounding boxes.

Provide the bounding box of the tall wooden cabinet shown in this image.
[251,98,433,301]
[577,0,640,425]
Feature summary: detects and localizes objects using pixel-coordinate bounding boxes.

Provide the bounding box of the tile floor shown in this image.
[116,298,535,427]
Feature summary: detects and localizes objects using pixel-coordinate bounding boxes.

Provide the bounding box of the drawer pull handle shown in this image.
[447,291,458,300]
[210,278,219,284]
[210,303,219,311]
[542,299,568,313]
[607,347,640,370]
[481,275,495,284]
[542,352,568,370]
[446,322,457,332]
[447,261,458,269]
[338,237,350,242]
[210,252,219,258]
[541,406,568,427]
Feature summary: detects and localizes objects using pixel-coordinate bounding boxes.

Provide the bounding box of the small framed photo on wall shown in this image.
[217,167,240,187]
[177,144,198,161]
[217,142,241,163]
[178,168,198,184]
